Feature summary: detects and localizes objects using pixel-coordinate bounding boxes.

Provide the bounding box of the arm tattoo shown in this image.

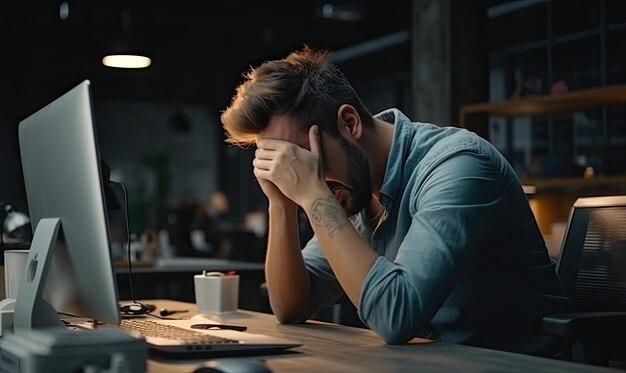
[310,196,347,238]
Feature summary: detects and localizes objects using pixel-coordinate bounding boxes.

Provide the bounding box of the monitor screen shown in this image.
[15,80,120,330]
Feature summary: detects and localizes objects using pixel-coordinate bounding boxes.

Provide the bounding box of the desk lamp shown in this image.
[0,203,31,250]
[0,202,31,319]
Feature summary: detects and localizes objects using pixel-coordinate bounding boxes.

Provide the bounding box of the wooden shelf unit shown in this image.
[461,84,626,119]
[521,175,626,193]
[459,84,626,139]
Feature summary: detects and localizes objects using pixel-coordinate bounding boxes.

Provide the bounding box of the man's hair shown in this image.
[220,46,373,146]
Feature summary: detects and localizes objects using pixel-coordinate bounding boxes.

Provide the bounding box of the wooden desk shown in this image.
[145,300,615,373]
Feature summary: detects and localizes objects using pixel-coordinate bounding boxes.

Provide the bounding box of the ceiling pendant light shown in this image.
[102,54,151,69]
[102,2,151,69]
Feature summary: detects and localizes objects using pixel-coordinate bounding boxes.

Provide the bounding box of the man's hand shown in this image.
[253,125,329,209]
[256,178,297,210]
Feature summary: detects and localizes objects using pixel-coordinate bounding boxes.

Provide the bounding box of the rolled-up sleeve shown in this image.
[358,152,506,344]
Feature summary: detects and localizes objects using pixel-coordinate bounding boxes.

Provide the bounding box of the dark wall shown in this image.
[1,1,27,212]
[450,0,489,125]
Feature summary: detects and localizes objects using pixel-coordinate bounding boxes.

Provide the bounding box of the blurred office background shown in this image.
[1,0,626,262]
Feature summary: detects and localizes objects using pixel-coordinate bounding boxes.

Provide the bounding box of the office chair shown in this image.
[541,195,626,366]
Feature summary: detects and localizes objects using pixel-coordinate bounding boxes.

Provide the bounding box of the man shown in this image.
[220,47,572,356]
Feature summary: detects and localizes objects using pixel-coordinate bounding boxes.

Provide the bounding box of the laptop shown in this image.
[116,317,301,355]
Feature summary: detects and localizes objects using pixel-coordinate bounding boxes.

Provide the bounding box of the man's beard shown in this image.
[339,136,372,216]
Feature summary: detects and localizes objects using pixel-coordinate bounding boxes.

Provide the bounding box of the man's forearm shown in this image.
[265,203,311,323]
[306,194,378,308]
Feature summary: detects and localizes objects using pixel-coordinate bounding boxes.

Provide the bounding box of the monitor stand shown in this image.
[13,218,64,333]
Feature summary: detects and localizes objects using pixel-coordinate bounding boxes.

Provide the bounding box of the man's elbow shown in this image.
[274,312,307,324]
[270,304,308,324]
[376,328,413,345]
[364,309,420,344]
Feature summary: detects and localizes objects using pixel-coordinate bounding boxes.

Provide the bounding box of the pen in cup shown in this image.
[159,308,189,317]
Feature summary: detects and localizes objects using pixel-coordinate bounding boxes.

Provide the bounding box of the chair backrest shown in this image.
[556,195,626,312]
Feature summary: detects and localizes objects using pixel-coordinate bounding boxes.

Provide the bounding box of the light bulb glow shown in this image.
[59,2,69,20]
[102,54,151,69]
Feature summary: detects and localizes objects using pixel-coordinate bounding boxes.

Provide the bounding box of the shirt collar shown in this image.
[374,108,415,207]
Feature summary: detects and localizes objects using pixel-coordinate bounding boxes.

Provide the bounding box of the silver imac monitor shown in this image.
[15,80,120,331]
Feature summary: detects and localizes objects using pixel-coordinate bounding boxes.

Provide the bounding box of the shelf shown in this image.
[521,175,626,193]
[460,84,626,122]
[522,176,626,236]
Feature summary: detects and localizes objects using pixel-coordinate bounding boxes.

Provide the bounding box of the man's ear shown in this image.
[336,104,363,140]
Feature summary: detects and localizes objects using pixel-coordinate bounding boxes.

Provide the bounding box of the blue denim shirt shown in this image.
[301,109,571,353]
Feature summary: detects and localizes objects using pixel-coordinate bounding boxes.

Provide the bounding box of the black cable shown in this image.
[145,312,180,320]
[110,181,143,308]
[0,201,6,246]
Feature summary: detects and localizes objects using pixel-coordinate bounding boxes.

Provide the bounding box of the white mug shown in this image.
[194,271,239,314]
[4,250,30,299]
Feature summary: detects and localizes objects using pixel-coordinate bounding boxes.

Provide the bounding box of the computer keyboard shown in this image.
[119,319,239,345]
